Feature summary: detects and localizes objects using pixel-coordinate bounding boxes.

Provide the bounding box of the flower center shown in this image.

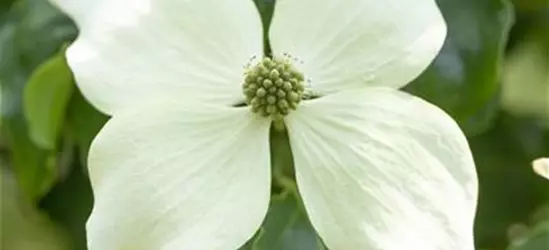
[242,57,305,121]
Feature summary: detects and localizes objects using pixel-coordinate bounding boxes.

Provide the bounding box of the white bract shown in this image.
[53,0,479,249]
[533,158,549,180]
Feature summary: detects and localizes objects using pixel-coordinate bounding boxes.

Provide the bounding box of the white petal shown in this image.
[54,0,263,115]
[86,102,271,250]
[533,158,549,180]
[286,88,478,250]
[269,0,446,93]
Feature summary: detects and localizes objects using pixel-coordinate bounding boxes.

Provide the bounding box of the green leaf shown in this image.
[512,0,549,11]
[2,117,58,201]
[471,114,549,248]
[66,89,109,169]
[39,163,94,250]
[1,168,72,250]
[240,128,326,250]
[13,0,77,70]
[459,91,501,136]
[0,1,73,202]
[405,0,514,135]
[1,9,55,202]
[23,51,74,150]
[243,193,324,250]
[0,1,15,13]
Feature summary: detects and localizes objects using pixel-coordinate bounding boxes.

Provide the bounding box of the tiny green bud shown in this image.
[248,83,258,90]
[244,88,255,96]
[256,76,264,85]
[266,105,277,114]
[263,58,274,68]
[260,66,270,77]
[282,71,292,80]
[267,95,277,104]
[245,75,254,83]
[278,99,289,109]
[289,103,297,110]
[251,97,260,106]
[263,79,273,88]
[269,69,280,79]
[259,108,269,117]
[282,82,293,91]
[288,91,299,102]
[246,71,258,81]
[297,82,305,91]
[256,88,267,97]
[290,78,298,85]
[245,95,253,103]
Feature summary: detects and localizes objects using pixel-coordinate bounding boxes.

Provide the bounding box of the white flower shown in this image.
[533,158,549,180]
[53,0,478,249]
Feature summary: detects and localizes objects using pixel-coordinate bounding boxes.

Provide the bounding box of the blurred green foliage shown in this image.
[1,0,548,249]
[406,0,514,136]
[24,50,74,150]
[1,167,70,250]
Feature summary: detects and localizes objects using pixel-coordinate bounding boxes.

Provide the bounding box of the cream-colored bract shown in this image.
[87,102,271,250]
[533,158,549,180]
[286,89,477,250]
[269,0,446,94]
[51,0,478,249]
[52,0,263,115]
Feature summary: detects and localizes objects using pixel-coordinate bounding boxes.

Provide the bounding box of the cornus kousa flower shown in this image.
[53,0,478,249]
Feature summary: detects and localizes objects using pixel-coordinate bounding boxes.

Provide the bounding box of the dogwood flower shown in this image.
[533,158,549,180]
[53,0,478,249]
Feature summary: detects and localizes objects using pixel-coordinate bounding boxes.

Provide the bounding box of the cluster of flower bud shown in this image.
[242,57,305,120]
